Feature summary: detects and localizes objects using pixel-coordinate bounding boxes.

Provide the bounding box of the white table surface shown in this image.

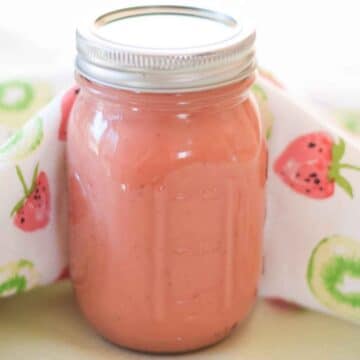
[0,282,360,360]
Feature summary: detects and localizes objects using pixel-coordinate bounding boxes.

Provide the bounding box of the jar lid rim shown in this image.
[76,0,257,92]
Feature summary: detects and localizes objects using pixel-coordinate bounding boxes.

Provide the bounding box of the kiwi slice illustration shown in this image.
[0,80,52,130]
[307,235,360,321]
[0,116,43,162]
[335,110,360,136]
[0,80,33,111]
[0,259,39,297]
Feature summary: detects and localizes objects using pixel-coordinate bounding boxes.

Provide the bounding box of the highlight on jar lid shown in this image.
[76,0,256,92]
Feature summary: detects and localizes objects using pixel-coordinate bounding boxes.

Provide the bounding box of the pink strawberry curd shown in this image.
[67,74,266,353]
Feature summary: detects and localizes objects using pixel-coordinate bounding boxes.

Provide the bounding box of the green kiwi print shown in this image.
[0,80,52,130]
[252,83,274,140]
[0,117,43,162]
[0,81,34,111]
[307,235,360,321]
[0,259,39,297]
[335,110,360,136]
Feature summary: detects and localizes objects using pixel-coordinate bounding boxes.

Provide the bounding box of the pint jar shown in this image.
[68,2,267,353]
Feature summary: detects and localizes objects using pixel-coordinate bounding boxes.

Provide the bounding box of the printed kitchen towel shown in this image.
[1,73,360,325]
[0,25,74,295]
[255,75,360,324]
[0,80,74,296]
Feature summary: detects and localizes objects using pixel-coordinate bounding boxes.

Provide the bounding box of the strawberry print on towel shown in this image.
[274,131,360,199]
[11,163,50,232]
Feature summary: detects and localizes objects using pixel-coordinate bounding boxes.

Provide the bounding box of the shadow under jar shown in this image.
[68,1,267,354]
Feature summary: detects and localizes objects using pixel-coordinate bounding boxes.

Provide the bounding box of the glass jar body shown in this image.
[67,75,267,353]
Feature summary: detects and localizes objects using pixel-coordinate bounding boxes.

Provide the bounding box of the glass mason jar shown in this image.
[68,2,267,354]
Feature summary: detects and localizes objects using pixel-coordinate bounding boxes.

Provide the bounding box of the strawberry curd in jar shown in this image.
[68,2,266,353]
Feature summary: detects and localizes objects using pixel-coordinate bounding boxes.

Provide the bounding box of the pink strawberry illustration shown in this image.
[58,86,80,141]
[11,163,50,231]
[274,131,360,199]
[266,298,303,311]
[56,266,69,282]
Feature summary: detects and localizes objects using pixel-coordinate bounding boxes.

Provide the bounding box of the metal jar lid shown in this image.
[76,0,256,93]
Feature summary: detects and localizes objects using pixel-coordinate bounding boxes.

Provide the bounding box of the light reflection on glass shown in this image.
[177,113,189,120]
[177,150,192,159]
[90,111,107,154]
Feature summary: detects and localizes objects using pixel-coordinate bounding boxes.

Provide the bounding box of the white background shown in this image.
[0,0,359,102]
